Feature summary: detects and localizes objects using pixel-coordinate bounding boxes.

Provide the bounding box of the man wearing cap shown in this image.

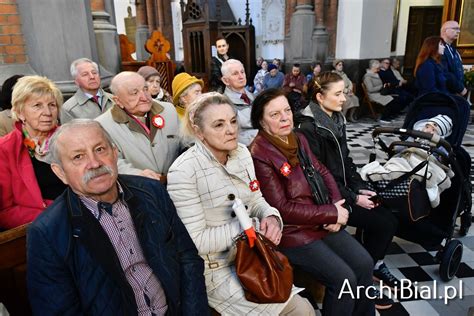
[263,63,285,90]
[95,72,181,184]
[61,58,114,123]
[171,73,204,120]
[137,66,173,103]
[441,21,467,96]
[221,59,258,145]
[210,37,231,93]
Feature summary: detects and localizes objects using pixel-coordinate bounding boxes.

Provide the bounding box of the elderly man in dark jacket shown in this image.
[27,119,208,316]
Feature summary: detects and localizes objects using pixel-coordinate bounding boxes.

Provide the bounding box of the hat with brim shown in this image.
[172,73,204,106]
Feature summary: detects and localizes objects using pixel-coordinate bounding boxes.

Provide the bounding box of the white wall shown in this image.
[113,0,136,35]
[336,0,395,60]
[336,0,363,59]
[395,0,443,56]
[228,0,285,60]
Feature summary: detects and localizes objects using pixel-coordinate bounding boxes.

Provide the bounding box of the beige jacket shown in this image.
[0,109,13,137]
[167,141,301,315]
[363,70,394,106]
[60,88,114,123]
[95,101,181,177]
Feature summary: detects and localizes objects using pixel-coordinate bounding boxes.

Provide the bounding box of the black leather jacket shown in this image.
[295,104,368,205]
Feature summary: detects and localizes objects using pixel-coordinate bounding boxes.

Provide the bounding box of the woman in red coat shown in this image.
[0,76,66,229]
[249,88,375,316]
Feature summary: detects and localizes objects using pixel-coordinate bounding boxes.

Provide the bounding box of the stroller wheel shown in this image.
[439,240,463,282]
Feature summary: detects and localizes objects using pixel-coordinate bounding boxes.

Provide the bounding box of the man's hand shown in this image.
[461,87,468,96]
[260,216,282,245]
[140,169,162,181]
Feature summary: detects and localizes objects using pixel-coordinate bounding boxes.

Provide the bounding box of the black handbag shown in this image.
[370,160,431,222]
[296,139,329,205]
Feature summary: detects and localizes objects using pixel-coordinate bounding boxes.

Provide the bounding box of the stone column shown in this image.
[146,0,157,31]
[326,0,338,60]
[312,0,328,63]
[286,0,315,64]
[90,0,121,74]
[135,0,150,60]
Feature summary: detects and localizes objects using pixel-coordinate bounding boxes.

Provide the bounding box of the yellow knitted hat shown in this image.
[172,73,204,106]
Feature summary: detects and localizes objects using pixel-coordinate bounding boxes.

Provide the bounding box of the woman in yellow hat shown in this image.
[172,73,204,120]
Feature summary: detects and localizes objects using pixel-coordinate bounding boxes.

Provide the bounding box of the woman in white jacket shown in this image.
[167,92,314,315]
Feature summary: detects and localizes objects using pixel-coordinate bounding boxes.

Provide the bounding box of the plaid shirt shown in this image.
[80,184,168,316]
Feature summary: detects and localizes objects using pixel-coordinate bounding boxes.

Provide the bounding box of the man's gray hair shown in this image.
[221,59,244,77]
[70,58,99,78]
[369,59,380,69]
[49,119,115,166]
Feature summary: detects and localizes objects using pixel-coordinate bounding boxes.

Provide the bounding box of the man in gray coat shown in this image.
[60,58,114,123]
[96,71,181,184]
[222,59,258,146]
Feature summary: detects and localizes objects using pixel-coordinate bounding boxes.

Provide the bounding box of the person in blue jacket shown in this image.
[440,20,467,97]
[414,36,449,95]
[27,119,209,316]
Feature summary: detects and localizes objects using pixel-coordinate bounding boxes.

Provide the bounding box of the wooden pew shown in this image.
[0,224,31,315]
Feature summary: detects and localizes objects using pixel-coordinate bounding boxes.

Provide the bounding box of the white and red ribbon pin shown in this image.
[280,162,291,177]
[152,114,165,129]
[249,179,260,192]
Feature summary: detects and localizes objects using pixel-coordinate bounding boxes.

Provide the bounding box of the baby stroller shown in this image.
[365,92,471,281]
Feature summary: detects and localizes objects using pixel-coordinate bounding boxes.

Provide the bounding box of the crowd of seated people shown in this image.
[0,34,469,314]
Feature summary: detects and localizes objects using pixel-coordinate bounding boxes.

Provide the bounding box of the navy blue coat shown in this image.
[416,58,448,95]
[441,44,465,94]
[27,175,209,316]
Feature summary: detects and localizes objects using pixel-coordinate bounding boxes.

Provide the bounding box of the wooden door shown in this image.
[403,6,443,78]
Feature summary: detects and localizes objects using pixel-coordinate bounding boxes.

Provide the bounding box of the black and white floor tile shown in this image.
[315,114,474,315]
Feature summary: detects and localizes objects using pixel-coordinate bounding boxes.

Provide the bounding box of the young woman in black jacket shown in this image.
[295,72,400,308]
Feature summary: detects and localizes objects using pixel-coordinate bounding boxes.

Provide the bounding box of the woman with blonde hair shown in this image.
[0,76,66,229]
[167,92,314,315]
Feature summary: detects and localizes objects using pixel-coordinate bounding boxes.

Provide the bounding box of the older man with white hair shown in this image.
[95,71,181,184]
[221,59,258,145]
[60,58,115,123]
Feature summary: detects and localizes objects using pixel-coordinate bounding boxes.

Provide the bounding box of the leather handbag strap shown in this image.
[296,137,329,205]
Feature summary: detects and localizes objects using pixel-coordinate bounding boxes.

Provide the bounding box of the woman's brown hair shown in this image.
[307,71,343,102]
[414,36,443,76]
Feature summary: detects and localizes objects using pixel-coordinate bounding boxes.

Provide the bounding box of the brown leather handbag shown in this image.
[234,232,293,303]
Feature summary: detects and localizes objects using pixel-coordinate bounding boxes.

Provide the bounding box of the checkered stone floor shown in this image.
[314,114,474,315]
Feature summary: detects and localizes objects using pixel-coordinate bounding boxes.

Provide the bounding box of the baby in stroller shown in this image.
[359,114,454,208]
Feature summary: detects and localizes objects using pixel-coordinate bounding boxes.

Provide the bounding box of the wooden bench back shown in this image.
[0,224,31,315]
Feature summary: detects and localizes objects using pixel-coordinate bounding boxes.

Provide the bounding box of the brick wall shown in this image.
[0,0,27,64]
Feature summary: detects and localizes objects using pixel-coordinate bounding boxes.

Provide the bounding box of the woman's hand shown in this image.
[323,223,341,232]
[356,195,376,209]
[334,199,349,225]
[357,189,379,209]
[260,216,282,245]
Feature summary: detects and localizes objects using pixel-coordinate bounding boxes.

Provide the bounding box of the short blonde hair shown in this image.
[11,75,63,121]
[183,92,236,137]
